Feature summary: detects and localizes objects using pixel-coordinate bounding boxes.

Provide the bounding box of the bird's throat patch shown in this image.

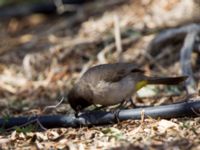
[136,80,148,91]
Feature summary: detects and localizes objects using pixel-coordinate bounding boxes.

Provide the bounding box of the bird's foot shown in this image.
[129,98,138,108]
[75,111,81,118]
[113,109,121,123]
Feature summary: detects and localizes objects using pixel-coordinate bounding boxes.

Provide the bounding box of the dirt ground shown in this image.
[0,0,200,149]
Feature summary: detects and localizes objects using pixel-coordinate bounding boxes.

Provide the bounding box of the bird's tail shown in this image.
[146,76,187,85]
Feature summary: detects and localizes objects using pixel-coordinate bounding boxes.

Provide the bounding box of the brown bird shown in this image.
[68,63,187,112]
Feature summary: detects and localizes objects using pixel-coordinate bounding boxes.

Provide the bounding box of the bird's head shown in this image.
[68,87,91,112]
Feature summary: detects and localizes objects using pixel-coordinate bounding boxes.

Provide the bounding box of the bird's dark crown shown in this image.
[68,88,91,112]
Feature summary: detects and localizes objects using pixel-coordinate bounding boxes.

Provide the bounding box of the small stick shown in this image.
[114,15,123,62]
[140,109,145,124]
[43,97,64,113]
[143,52,167,74]
[36,118,48,131]
[6,118,47,132]
[97,35,140,63]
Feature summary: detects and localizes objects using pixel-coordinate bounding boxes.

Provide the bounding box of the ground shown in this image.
[0,0,200,149]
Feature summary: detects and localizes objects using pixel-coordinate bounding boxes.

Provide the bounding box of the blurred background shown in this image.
[0,0,200,149]
[0,0,199,116]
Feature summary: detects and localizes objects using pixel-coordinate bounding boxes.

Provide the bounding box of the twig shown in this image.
[36,118,48,131]
[154,46,174,61]
[143,52,168,74]
[97,35,141,63]
[79,60,95,78]
[43,97,65,113]
[97,43,115,63]
[6,117,47,132]
[140,109,145,124]
[5,98,65,131]
[191,107,200,117]
[114,15,123,62]
[22,54,37,80]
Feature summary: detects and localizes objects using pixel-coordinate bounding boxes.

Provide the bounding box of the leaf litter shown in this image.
[0,0,200,149]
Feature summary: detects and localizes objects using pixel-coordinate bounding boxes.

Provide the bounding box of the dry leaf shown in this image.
[157,119,179,134]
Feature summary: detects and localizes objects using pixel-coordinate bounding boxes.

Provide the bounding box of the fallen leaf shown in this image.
[35,140,44,149]
[157,119,179,134]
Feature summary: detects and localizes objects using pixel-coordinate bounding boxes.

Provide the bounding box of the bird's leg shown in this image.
[113,97,138,122]
[113,109,121,123]
[114,98,136,109]
[129,98,137,108]
[115,99,127,109]
[75,111,80,118]
[113,99,127,122]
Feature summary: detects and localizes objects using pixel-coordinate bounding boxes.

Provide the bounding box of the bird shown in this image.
[68,63,187,113]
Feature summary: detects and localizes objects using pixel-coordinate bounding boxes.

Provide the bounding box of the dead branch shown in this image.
[114,15,123,62]
[43,97,65,113]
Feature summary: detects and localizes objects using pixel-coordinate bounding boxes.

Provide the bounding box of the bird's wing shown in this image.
[82,63,144,83]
